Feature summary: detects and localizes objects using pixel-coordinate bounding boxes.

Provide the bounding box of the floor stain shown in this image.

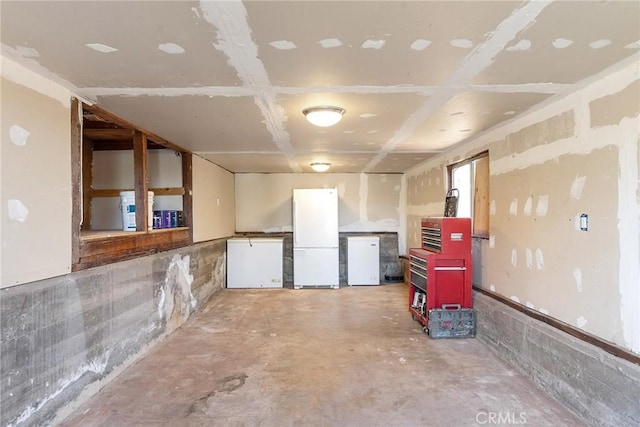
[188,373,248,415]
[218,373,248,393]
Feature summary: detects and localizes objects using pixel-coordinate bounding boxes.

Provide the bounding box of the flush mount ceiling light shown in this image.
[310,162,331,172]
[302,106,345,127]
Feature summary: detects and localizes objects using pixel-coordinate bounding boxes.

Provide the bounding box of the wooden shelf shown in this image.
[88,188,185,198]
[81,227,189,241]
[75,228,190,271]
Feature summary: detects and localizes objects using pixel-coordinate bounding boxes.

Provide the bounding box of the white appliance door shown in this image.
[347,236,380,286]
[227,239,284,288]
[293,188,338,248]
[293,248,339,288]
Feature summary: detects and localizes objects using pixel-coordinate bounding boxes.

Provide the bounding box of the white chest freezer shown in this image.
[227,238,284,288]
[347,236,380,286]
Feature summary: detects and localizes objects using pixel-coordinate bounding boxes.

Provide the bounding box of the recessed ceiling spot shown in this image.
[367,130,378,134]
[552,38,573,49]
[16,46,39,58]
[504,111,516,116]
[362,39,385,49]
[410,39,432,51]
[359,113,378,118]
[318,38,343,48]
[460,129,472,133]
[269,40,297,50]
[450,39,473,48]
[450,111,464,116]
[506,39,531,52]
[158,43,185,54]
[589,39,611,49]
[343,130,356,134]
[86,43,118,53]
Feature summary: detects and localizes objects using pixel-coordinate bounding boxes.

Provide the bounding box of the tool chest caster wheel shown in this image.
[422,326,429,336]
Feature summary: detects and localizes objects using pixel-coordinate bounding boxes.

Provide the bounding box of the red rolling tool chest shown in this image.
[409,217,473,337]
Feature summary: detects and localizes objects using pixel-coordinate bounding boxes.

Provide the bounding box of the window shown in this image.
[447,151,489,237]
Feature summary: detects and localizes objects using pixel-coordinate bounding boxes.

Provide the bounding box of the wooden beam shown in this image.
[75,229,190,271]
[473,286,640,366]
[83,103,188,153]
[89,187,184,198]
[83,128,135,140]
[71,97,82,264]
[182,152,194,243]
[91,140,167,151]
[149,187,186,196]
[133,131,149,231]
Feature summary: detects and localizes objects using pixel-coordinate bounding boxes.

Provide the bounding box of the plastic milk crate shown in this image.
[427,304,476,339]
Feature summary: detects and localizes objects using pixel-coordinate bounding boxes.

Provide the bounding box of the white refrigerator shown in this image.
[293,188,339,289]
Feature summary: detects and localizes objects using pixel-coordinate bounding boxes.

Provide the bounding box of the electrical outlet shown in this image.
[579,213,588,231]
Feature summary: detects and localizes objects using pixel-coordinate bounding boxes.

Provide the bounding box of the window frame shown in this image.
[447,150,489,238]
[71,99,193,271]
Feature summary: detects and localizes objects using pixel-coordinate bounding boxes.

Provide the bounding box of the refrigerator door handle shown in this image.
[293,200,298,246]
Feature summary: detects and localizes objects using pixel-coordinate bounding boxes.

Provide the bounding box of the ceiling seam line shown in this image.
[198,0,301,173]
[363,0,553,173]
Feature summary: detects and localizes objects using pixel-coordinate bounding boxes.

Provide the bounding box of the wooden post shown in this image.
[182,152,193,243]
[71,98,83,264]
[133,131,149,231]
[473,155,490,236]
[81,137,94,232]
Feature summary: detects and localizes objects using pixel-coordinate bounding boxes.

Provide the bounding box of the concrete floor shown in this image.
[60,284,584,426]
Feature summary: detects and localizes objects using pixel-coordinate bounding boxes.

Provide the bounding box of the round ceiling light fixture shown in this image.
[310,162,331,172]
[302,106,345,127]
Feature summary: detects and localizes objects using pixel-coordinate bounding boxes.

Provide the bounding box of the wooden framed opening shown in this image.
[71,99,193,270]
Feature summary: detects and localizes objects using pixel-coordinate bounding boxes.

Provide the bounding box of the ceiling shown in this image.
[2,1,639,174]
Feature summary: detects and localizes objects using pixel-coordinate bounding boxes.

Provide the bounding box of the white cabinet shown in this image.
[227,238,283,288]
[347,236,380,286]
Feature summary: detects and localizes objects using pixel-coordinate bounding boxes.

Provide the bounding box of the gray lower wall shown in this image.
[0,239,227,427]
[235,232,401,285]
[474,292,640,427]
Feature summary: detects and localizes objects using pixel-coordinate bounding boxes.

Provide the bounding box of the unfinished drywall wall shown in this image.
[489,146,620,341]
[192,155,235,242]
[1,62,72,288]
[235,173,402,233]
[405,57,640,354]
[405,164,447,250]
